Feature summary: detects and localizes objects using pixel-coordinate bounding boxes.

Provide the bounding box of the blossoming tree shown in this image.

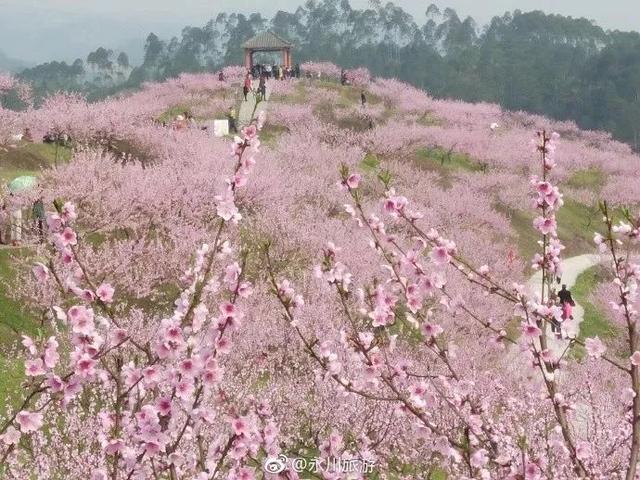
[1,65,640,479]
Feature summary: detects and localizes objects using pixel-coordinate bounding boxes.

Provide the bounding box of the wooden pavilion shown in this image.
[243,31,293,70]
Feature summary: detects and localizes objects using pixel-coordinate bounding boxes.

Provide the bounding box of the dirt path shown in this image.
[527,254,603,354]
[238,80,270,129]
[524,254,606,435]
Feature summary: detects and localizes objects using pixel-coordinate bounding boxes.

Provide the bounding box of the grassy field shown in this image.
[0,249,36,339]
[313,102,374,132]
[156,104,191,123]
[567,265,617,360]
[412,147,485,175]
[268,83,303,104]
[0,248,38,414]
[260,123,290,145]
[566,168,607,191]
[0,354,25,415]
[0,142,72,181]
[361,152,381,173]
[572,265,617,340]
[157,103,227,124]
[416,112,442,126]
[503,197,602,267]
[311,79,383,107]
[556,198,601,255]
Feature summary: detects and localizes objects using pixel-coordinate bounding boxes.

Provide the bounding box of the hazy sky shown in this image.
[1,0,639,64]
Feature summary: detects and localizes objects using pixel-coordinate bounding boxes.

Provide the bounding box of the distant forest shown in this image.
[12,0,640,149]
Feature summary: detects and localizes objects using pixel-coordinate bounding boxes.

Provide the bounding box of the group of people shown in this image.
[42,130,71,146]
[171,112,198,131]
[340,69,352,86]
[158,63,370,138]
[251,63,300,81]
[0,193,46,246]
[152,112,198,131]
[550,281,576,338]
[243,72,267,102]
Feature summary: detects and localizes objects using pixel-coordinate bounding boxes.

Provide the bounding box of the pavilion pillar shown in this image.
[244,49,252,70]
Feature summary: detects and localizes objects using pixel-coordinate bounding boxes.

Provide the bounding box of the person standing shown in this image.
[186,112,197,129]
[23,128,33,142]
[173,115,186,130]
[243,73,252,102]
[32,195,46,243]
[258,74,266,101]
[10,197,22,246]
[228,106,237,134]
[360,91,367,108]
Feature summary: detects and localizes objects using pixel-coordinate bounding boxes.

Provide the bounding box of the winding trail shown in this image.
[501,254,605,436]
[523,254,606,437]
[506,253,605,389]
[527,254,604,355]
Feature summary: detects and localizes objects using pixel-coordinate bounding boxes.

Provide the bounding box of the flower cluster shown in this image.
[300,61,342,80]
[221,65,248,83]
[346,67,371,86]
[530,132,565,274]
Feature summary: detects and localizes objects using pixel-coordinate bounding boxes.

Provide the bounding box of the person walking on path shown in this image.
[243,73,252,102]
[227,106,237,134]
[361,91,367,108]
[258,75,267,102]
[558,283,575,322]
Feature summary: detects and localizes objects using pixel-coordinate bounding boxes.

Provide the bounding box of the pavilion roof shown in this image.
[242,31,293,50]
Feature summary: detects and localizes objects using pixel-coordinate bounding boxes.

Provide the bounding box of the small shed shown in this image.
[243,31,293,70]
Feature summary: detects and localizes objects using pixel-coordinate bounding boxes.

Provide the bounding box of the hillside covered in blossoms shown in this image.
[0,64,640,479]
